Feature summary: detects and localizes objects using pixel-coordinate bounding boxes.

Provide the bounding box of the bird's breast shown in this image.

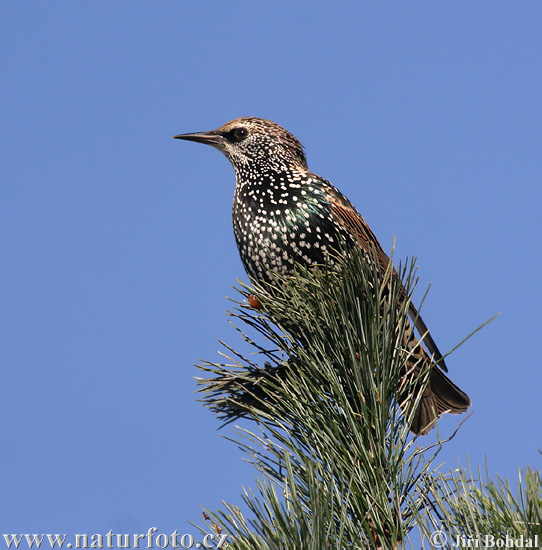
[231,174,347,282]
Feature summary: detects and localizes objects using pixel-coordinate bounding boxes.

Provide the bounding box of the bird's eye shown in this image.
[230,127,248,142]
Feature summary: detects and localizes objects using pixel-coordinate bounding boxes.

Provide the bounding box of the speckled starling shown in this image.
[174,117,470,434]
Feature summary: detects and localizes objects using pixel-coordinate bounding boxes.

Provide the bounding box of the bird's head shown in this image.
[173,117,308,174]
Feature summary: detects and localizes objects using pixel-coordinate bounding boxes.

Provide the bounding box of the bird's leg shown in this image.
[247,294,263,309]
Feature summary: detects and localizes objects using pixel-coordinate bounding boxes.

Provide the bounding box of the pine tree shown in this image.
[195,248,541,549]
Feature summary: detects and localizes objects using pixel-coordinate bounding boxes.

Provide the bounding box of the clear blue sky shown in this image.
[2,1,541,539]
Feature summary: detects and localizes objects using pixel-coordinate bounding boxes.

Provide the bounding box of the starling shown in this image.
[174,117,470,434]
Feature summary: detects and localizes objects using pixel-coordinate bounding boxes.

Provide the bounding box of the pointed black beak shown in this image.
[172,131,224,146]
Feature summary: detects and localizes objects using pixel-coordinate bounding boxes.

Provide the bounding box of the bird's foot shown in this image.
[247,294,263,309]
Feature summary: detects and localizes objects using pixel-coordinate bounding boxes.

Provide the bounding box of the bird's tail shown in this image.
[410,367,471,435]
[402,322,471,435]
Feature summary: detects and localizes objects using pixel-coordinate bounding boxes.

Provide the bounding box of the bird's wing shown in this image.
[406,302,448,371]
[324,184,448,371]
[325,187,391,272]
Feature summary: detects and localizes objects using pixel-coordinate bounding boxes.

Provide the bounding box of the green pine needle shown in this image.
[193,246,525,549]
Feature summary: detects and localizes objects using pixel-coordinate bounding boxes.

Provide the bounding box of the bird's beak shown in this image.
[172,131,224,146]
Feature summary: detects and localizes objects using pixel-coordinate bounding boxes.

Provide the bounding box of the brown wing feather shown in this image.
[325,186,448,371]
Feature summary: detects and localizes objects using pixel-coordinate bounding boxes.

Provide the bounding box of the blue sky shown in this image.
[2,1,541,540]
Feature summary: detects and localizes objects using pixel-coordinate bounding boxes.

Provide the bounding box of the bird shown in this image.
[173,117,470,434]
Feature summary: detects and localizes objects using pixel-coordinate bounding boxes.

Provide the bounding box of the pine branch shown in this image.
[418,460,542,547]
[194,247,480,549]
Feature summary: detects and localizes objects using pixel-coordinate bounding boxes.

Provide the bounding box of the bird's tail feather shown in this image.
[402,320,471,435]
[408,367,471,435]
